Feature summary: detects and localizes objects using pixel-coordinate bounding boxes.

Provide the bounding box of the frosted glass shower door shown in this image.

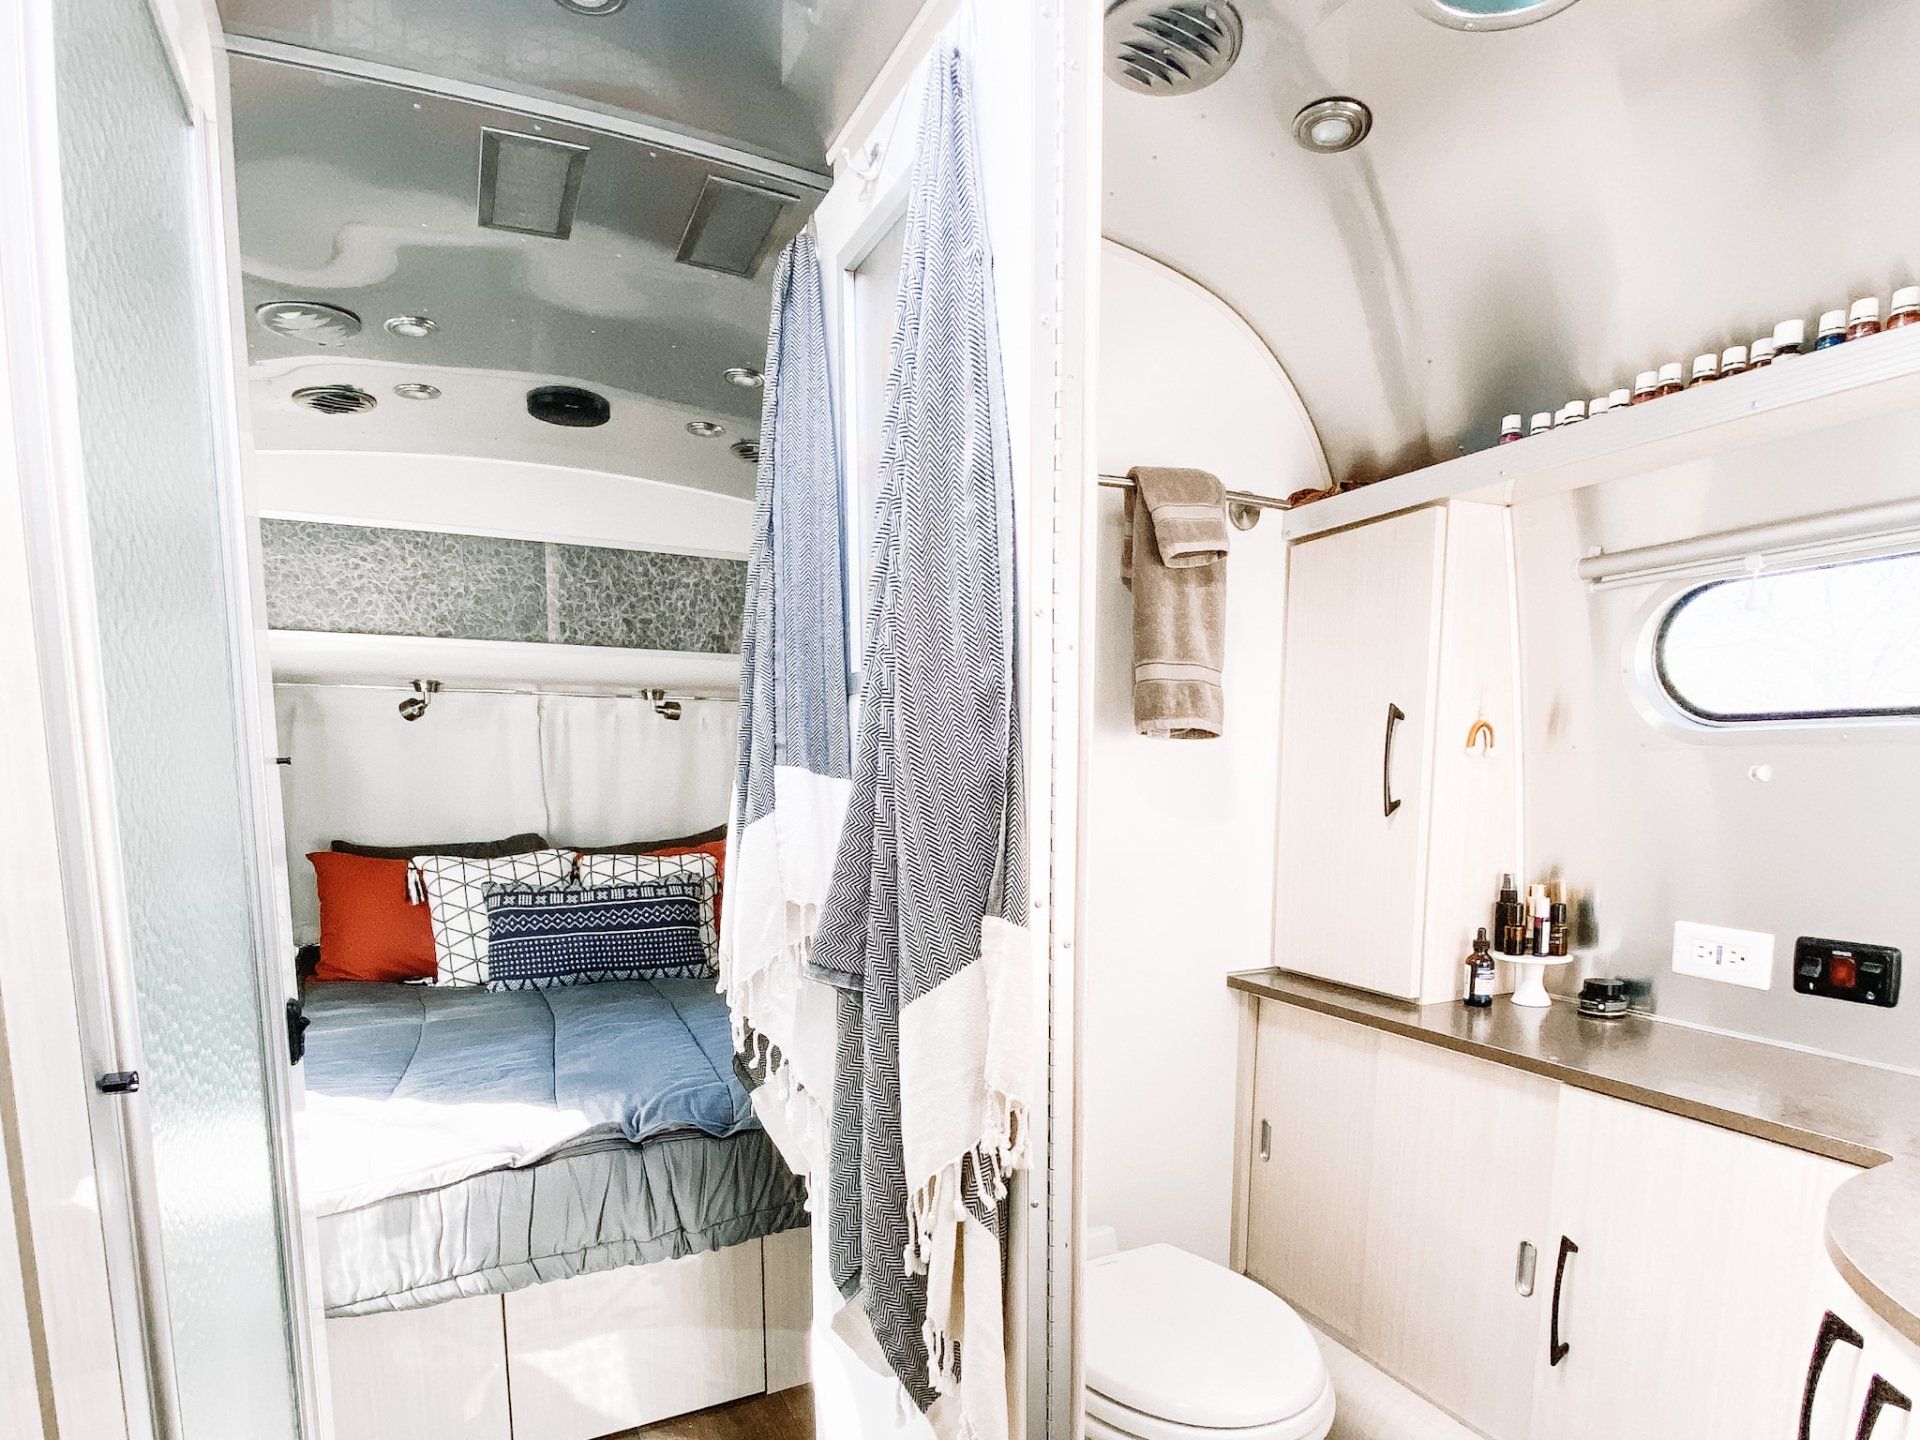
[19,0,308,1436]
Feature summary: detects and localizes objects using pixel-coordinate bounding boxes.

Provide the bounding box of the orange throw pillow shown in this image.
[309,850,437,983]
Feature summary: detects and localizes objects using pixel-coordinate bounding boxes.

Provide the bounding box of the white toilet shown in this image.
[1085,1243,1336,1440]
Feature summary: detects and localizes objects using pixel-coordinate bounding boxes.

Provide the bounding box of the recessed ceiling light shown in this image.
[686,420,726,438]
[256,300,361,346]
[552,0,627,14]
[384,314,438,339]
[723,366,764,389]
[394,382,441,400]
[1414,0,1583,31]
[1292,97,1372,154]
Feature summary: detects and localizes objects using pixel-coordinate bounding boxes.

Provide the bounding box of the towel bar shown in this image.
[1096,472,1292,530]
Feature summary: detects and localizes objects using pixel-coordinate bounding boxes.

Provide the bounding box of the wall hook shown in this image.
[1465,719,1496,754]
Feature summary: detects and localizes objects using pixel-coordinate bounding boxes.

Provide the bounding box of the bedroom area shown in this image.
[2,3,1077,1440]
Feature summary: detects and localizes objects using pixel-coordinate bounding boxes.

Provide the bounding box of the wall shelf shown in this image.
[267,630,741,696]
[1282,327,1920,542]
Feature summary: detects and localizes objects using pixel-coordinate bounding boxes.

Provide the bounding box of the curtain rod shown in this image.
[1576,496,1920,587]
[272,680,738,703]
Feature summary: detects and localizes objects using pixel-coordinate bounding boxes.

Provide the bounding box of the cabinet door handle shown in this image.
[1514,1240,1537,1297]
[1382,702,1405,818]
[1258,1119,1271,1162]
[1855,1375,1913,1440]
[1548,1234,1577,1367]
[1801,1310,1865,1440]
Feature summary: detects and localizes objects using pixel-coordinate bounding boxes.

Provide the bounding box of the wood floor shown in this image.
[611,1386,814,1440]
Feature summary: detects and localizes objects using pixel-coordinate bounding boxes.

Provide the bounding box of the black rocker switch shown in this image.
[1794,938,1901,1007]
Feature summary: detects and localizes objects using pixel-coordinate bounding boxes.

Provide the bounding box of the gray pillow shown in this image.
[570,823,726,856]
[331,832,550,861]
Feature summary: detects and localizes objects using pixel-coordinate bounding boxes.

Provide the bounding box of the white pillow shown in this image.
[575,851,720,967]
[414,850,576,987]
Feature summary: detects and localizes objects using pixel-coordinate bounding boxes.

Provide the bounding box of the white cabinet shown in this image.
[1274,502,1519,1001]
[1529,1087,1853,1440]
[1801,1261,1920,1440]
[1244,1000,1875,1440]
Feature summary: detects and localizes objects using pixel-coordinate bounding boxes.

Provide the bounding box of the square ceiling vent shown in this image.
[676,175,798,278]
[478,128,589,239]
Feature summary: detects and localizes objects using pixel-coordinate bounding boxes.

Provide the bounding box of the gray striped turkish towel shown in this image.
[720,230,852,1183]
[810,46,1034,1440]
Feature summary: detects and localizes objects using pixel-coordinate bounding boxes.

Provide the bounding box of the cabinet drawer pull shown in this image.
[1548,1234,1577,1367]
[1382,702,1405,818]
[1855,1375,1912,1440]
[1799,1310,1864,1440]
[1514,1240,1537,1298]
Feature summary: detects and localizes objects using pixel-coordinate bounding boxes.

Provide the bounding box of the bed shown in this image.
[299,976,808,1318]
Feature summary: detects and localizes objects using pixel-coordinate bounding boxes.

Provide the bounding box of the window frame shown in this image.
[1645,551,1920,730]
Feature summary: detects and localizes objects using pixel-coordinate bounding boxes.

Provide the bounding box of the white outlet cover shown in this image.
[1672,921,1774,990]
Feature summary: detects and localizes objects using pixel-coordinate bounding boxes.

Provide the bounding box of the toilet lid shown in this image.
[1086,1245,1328,1430]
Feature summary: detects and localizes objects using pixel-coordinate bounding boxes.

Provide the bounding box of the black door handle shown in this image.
[1548,1234,1577,1367]
[1382,703,1405,818]
[1856,1375,1913,1440]
[1802,1311,1865,1440]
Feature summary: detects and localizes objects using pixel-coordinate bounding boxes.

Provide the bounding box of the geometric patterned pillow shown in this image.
[575,850,719,967]
[484,881,709,991]
[413,849,576,987]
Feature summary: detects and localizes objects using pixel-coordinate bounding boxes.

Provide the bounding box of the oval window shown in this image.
[1655,550,1920,724]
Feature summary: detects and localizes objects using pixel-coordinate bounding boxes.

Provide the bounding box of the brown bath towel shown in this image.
[1121,466,1228,738]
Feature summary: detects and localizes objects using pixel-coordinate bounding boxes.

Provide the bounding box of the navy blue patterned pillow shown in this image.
[484,881,708,991]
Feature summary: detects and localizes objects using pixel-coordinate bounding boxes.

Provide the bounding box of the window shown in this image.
[1655,550,1920,723]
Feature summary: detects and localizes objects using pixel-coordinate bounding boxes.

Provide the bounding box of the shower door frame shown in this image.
[0,0,331,1435]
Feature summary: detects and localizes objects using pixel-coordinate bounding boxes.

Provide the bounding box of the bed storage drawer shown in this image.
[327,1293,511,1440]
[503,1241,769,1440]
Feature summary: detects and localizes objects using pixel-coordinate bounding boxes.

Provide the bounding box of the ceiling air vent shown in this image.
[479,129,590,239]
[676,175,797,278]
[1104,1,1245,96]
[291,383,376,415]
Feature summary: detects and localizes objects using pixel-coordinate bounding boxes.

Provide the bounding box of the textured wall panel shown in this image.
[261,519,746,653]
[54,0,299,1435]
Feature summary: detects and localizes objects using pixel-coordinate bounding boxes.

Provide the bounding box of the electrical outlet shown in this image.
[1672,922,1774,990]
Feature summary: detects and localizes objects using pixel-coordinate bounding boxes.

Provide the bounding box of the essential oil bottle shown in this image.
[1889,287,1920,330]
[1559,400,1587,425]
[1750,336,1778,368]
[1631,370,1658,404]
[1720,345,1750,378]
[1529,411,1553,436]
[1656,362,1686,397]
[1589,394,1611,418]
[1848,297,1883,340]
[1608,387,1631,412]
[1815,310,1848,349]
[1773,318,1808,357]
[1499,414,1524,444]
[1689,353,1720,386]
[1464,929,1496,1008]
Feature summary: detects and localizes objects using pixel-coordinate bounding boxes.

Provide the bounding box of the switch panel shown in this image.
[1794,938,1900,1007]
[1671,921,1774,990]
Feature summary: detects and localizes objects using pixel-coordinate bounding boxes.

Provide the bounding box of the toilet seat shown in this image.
[1084,1244,1333,1440]
[1085,1378,1336,1440]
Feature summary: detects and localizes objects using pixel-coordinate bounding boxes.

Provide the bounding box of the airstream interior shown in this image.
[8,4,1920,1440]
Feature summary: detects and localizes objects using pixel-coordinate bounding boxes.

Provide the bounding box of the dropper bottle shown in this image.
[1848,297,1883,340]
[1889,287,1920,330]
[1815,310,1848,350]
[1631,370,1658,405]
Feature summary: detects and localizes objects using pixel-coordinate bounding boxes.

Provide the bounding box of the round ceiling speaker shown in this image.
[526,385,611,427]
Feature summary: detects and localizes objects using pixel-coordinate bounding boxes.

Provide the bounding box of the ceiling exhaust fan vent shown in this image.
[1104,1,1244,96]
[291,383,377,415]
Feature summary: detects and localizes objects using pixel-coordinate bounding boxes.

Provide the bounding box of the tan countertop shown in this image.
[1228,967,1920,1347]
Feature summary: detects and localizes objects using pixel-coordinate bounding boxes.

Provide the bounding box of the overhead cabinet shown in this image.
[1274,502,1519,1001]
[1242,1001,1911,1440]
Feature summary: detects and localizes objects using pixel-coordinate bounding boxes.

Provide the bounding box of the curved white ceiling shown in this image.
[1104,0,1920,487]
